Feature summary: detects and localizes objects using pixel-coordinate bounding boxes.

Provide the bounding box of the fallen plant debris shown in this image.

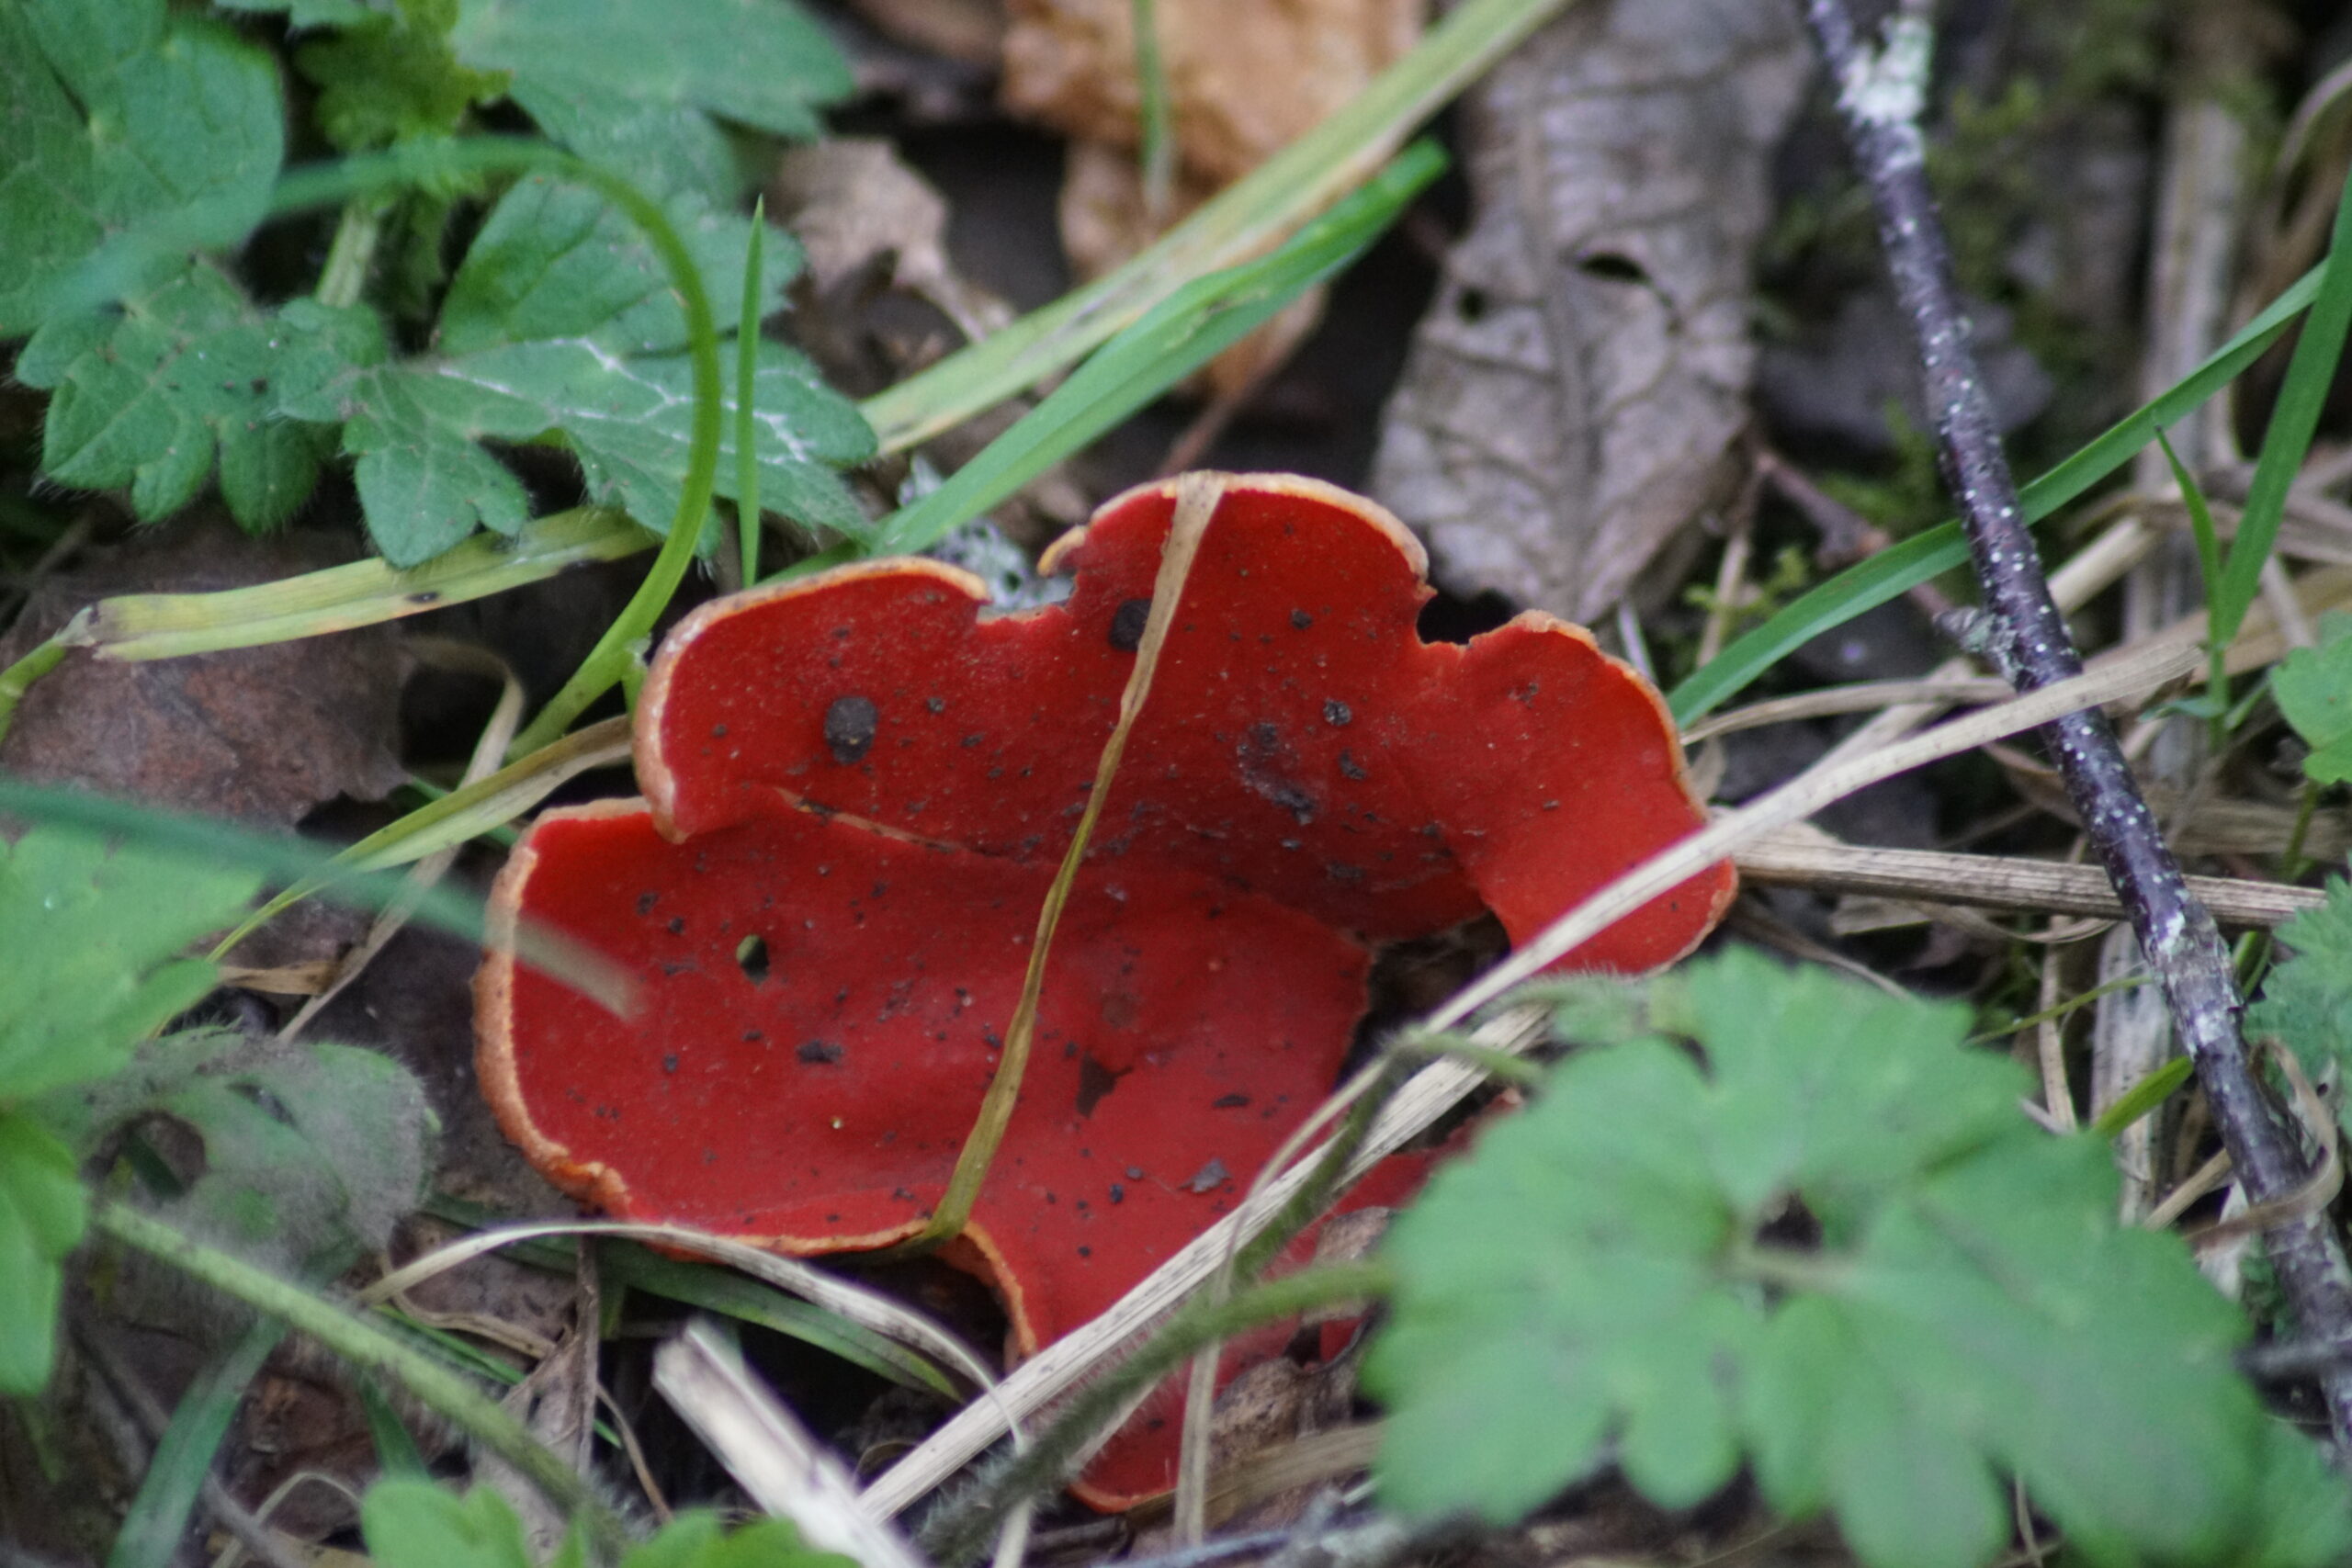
[477,472,1732,1505]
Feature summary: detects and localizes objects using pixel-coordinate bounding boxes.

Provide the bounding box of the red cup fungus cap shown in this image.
[476,473,1734,1507]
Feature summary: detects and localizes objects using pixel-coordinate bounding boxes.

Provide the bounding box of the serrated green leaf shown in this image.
[43,1029,437,1279]
[0,0,282,335]
[507,84,741,207]
[215,0,374,27]
[1368,1040,1739,1522]
[0,829,261,1101]
[295,0,512,152]
[0,1111,85,1394]
[439,175,799,355]
[1671,950,2028,1229]
[450,0,851,145]
[16,262,361,529]
[279,174,869,564]
[363,1482,540,1568]
[2273,613,2352,784]
[2247,875,2352,1125]
[1368,952,2352,1568]
[362,1481,849,1568]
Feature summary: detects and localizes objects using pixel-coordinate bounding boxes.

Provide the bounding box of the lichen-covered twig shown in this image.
[1804,0,2352,1443]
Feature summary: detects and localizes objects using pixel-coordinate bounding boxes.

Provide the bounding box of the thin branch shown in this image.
[1804,0,2352,1443]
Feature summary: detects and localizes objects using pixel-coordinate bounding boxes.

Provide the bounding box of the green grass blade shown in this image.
[738,200,767,583]
[859,0,1566,454]
[858,141,1443,564]
[106,1323,284,1568]
[1133,0,1177,219]
[1667,259,2330,726]
[2156,430,2226,606]
[598,1244,956,1397]
[2213,164,2352,646]
[2091,1055,2196,1140]
[357,1374,433,1478]
[0,782,631,1015]
[208,716,630,960]
[58,508,649,661]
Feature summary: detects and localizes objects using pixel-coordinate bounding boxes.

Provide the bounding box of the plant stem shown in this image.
[0,634,66,745]
[94,1201,630,1556]
[1806,0,2352,1445]
[315,196,391,311]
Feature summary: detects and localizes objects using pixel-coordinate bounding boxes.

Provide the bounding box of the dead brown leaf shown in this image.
[773,139,1012,347]
[1369,0,1809,623]
[0,522,407,825]
[1005,0,1424,403]
[1058,140,1324,400]
[1002,0,1424,183]
[850,0,1007,67]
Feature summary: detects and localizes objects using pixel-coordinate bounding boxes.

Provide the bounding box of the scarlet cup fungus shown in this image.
[477,473,1733,1506]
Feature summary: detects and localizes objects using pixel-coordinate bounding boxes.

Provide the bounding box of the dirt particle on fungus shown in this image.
[1078,1245,1091,1258]
[824,694,879,762]
[926,695,945,713]
[637,891,659,916]
[797,1040,845,1065]
[1212,1093,1250,1109]
[1183,1158,1230,1193]
[1075,1053,1121,1117]
[711,723,728,738]
[667,916,686,934]
[1340,751,1367,781]
[743,1030,764,1043]
[1324,699,1351,727]
[1109,1183,1124,1204]
[662,1054,679,1074]
[735,932,770,984]
[1290,609,1312,629]
[1109,597,1151,651]
[1327,862,1364,883]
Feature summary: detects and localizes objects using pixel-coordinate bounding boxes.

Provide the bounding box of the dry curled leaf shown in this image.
[1370,0,1808,624]
[772,138,1010,346]
[1057,141,1324,399]
[1005,0,1424,399]
[1002,0,1423,183]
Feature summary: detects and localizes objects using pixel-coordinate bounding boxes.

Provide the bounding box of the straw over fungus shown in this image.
[476,473,1733,1506]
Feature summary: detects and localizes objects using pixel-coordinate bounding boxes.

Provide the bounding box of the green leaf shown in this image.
[1668,953,2026,1231]
[283,175,869,565]
[107,1322,284,1568]
[0,828,261,1102]
[438,175,797,355]
[362,1482,540,1568]
[215,0,375,27]
[295,0,513,152]
[0,1111,85,1394]
[16,262,361,530]
[2272,613,2352,784]
[0,0,283,335]
[2247,875,2352,1116]
[1366,951,2351,1568]
[362,1482,851,1568]
[2215,164,2352,647]
[450,0,852,145]
[506,85,741,208]
[42,1029,437,1279]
